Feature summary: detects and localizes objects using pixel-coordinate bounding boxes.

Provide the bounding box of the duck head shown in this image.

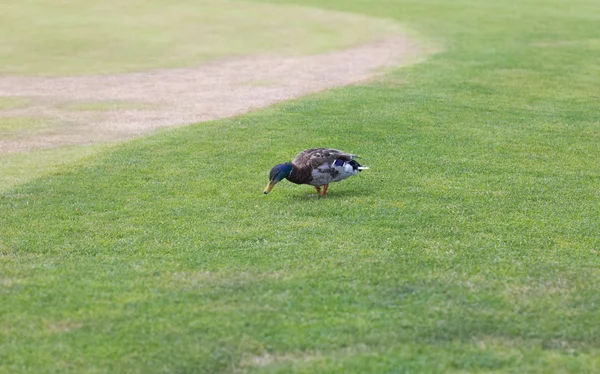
[264,162,293,194]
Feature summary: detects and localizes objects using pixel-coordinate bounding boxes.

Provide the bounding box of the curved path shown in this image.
[0,36,417,154]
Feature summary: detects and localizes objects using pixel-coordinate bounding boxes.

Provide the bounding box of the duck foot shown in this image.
[321,184,329,196]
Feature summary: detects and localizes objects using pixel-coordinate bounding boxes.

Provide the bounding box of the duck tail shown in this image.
[346,159,369,172]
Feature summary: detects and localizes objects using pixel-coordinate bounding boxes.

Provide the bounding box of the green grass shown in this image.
[0,0,405,188]
[0,117,48,138]
[0,144,110,192]
[0,97,32,110]
[0,0,402,76]
[2,0,600,373]
[0,98,150,191]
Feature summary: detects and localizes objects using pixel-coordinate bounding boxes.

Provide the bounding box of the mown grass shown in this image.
[0,117,48,138]
[0,97,32,111]
[0,0,404,189]
[1,0,600,373]
[0,144,110,192]
[0,0,402,75]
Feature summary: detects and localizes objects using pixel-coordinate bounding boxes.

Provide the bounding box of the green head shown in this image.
[264,162,293,194]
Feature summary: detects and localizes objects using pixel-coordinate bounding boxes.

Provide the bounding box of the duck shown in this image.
[264,148,369,196]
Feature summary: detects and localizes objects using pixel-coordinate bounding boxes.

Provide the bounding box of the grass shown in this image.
[0,0,404,188]
[1,0,600,373]
[0,144,110,192]
[0,117,48,138]
[0,0,402,76]
[0,98,151,191]
[0,97,32,111]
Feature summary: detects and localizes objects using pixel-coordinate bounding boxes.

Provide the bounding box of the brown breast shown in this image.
[286,164,313,185]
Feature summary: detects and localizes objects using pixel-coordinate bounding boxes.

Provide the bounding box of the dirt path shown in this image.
[0,36,417,154]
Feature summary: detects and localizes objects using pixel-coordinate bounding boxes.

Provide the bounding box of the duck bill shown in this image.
[263,181,276,194]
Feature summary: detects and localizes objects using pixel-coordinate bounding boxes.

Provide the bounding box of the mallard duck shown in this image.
[264,148,369,196]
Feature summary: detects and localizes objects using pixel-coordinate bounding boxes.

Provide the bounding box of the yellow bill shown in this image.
[263,181,276,194]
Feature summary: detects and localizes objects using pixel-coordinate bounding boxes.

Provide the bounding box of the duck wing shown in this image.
[292,148,358,169]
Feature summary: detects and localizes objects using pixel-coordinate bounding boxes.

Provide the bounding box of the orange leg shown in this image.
[314,186,321,194]
[321,184,329,196]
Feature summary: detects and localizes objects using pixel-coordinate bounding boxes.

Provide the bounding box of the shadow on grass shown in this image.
[291,186,372,200]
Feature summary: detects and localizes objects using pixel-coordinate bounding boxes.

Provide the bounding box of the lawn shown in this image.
[1,0,600,373]
[0,0,404,191]
[0,0,402,76]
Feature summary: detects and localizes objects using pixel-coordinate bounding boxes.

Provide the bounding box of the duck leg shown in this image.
[314,186,321,195]
[321,184,329,196]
